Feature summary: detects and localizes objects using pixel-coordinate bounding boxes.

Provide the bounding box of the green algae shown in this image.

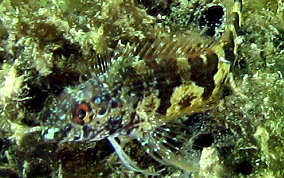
[0,0,283,177]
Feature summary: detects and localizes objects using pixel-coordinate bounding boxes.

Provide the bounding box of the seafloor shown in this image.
[0,0,284,177]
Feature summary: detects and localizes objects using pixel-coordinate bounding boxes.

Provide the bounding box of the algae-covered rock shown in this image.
[0,0,284,177]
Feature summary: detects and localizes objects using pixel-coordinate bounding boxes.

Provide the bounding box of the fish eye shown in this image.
[77,109,86,119]
[73,103,91,125]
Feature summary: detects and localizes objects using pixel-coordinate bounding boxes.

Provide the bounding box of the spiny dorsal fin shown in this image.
[135,33,217,61]
[93,50,112,75]
[94,32,217,75]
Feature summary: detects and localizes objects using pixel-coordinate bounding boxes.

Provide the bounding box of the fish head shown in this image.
[42,78,132,143]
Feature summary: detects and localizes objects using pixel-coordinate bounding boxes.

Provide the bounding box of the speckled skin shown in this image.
[42,0,242,173]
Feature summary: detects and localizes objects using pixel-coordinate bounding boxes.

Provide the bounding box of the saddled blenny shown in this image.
[42,0,242,175]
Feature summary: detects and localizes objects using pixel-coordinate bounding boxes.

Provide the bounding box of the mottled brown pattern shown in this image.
[189,52,219,100]
[42,0,242,175]
[144,57,181,115]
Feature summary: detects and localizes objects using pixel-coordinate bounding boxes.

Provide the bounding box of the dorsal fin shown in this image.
[93,40,139,75]
[93,32,218,80]
[93,50,112,75]
[110,32,216,63]
[135,33,217,61]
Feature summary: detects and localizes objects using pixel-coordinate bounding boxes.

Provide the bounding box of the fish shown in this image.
[42,0,242,175]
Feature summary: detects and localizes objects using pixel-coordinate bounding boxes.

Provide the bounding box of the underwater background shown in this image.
[0,0,284,177]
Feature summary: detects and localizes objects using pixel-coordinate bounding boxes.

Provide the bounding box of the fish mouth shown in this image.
[42,124,73,143]
[43,120,127,144]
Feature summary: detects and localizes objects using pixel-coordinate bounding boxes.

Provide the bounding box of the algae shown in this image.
[0,0,283,177]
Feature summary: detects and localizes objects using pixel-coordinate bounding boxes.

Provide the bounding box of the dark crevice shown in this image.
[235,160,253,175]
[24,162,52,178]
[59,139,114,174]
[24,85,49,113]
[192,133,214,150]
[0,168,20,178]
[136,0,173,16]
[273,32,284,50]
[0,138,10,163]
[21,117,40,127]
[50,40,83,59]
[222,85,233,97]
[22,70,80,114]
[199,5,224,36]
[84,139,114,162]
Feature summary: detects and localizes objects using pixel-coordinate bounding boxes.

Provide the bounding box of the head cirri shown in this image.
[42,78,134,143]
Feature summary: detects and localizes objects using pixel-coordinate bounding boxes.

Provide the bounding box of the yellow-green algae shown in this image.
[0,0,283,177]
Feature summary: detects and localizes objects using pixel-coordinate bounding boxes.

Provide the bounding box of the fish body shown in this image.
[44,35,224,142]
[43,0,242,174]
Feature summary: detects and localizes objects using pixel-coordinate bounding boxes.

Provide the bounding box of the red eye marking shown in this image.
[78,103,91,112]
[73,103,91,125]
